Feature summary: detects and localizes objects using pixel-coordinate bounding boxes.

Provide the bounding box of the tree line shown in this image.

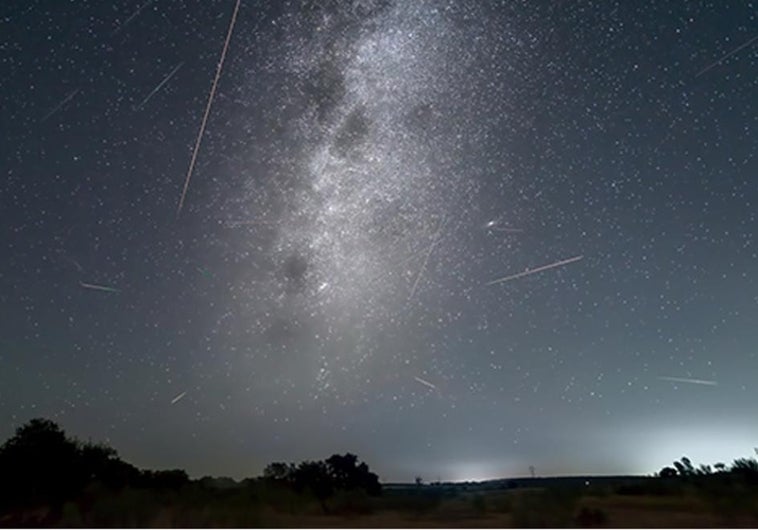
[262,454,381,511]
[0,418,190,512]
[658,455,758,484]
[0,418,381,518]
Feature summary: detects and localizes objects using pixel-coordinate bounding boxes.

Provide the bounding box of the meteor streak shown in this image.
[485,220,522,233]
[112,0,154,36]
[696,34,758,78]
[658,376,718,386]
[408,216,447,301]
[170,391,187,404]
[486,255,583,286]
[176,0,241,217]
[40,88,81,123]
[413,376,437,390]
[134,62,184,110]
[79,281,119,293]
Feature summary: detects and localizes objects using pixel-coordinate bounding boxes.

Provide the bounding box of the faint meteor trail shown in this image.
[134,62,184,110]
[196,266,215,279]
[176,0,241,218]
[413,376,437,390]
[40,88,81,123]
[224,219,277,227]
[112,0,154,36]
[695,34,758,77]
[485,255,584,286]
[79,281,119,293]
[490,227,523,233]
[170,391,187,404]
[408,216,448,301]
[658,376,718,386]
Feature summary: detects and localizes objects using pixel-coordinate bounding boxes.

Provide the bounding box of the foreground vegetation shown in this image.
[1,418,757,527]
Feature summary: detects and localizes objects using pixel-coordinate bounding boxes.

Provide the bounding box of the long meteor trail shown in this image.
[658,376,718,386]
[79,281,119,293]
[176,0,241,217]
[695,34,758,78]
[134,62,184,110]
[486,255,583,286]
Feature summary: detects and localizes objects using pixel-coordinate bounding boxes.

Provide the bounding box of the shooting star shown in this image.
[408,216,448,301]
[57,250,84,273]
[658,376,718,386]
[486,255,584,286]
[134,62,184,110]
[69,259,84,273]
[170,391,187,404]
[112,0,154,36]
[485,220,522,233]
[196,266,214,279]
[79,281,119,293]
[696,34,758,78]
[40,88,81,123]
[176,0,241,217]
[413,376,437,390]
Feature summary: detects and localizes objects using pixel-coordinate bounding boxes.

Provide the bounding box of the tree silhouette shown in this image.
[325,453,380,494]
[0,418,81,509]
[673,456,695,477]
[731,458,758,485]
[696,464,712,476]
[260,453,381,512]
[140,469,190,490]
[292,461,334,512]
[0,417,146,516]
[78,441,139,489]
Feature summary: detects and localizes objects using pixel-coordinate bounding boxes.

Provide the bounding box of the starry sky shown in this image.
[1,0,757,483]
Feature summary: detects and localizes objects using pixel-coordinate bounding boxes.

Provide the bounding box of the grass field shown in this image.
[3,480,753,528]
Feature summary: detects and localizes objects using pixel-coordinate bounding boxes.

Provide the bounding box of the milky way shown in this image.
[222,1,518,402]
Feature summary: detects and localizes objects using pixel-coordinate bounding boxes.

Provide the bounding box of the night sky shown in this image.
[1,0,757,483]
